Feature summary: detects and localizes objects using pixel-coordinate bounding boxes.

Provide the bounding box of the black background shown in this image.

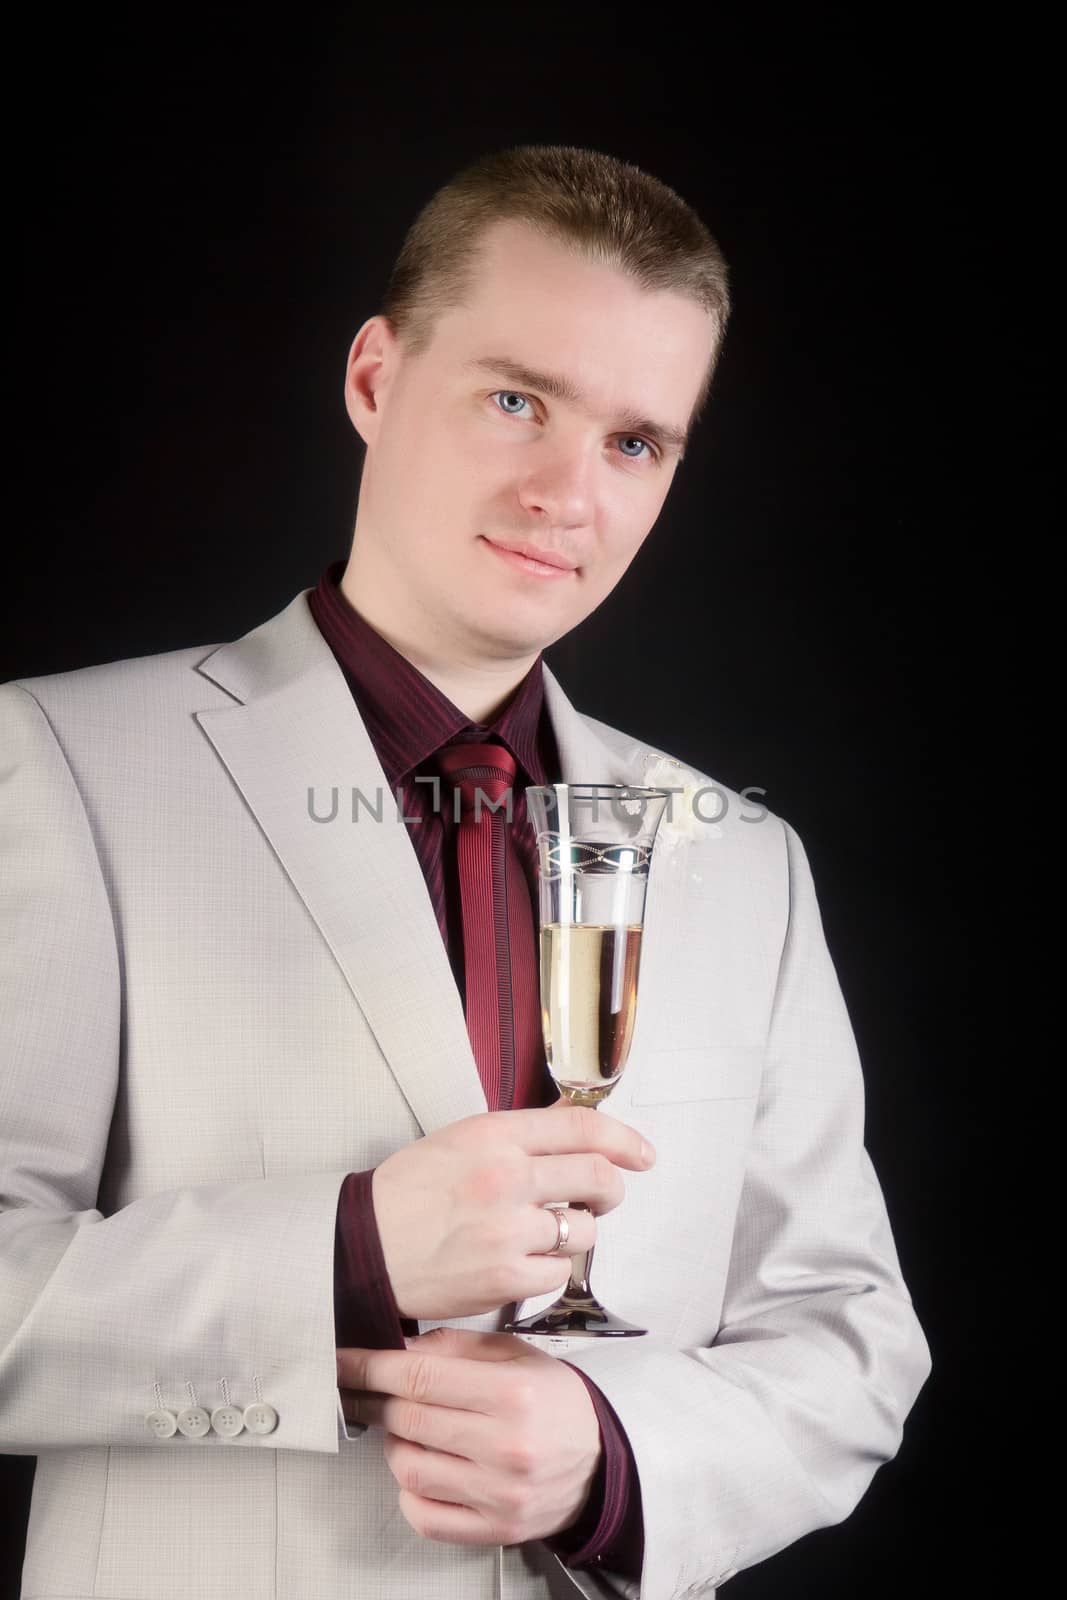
[5,7,1023,1595]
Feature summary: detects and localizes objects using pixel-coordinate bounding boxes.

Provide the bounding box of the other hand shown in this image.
[337,1326,602,1546]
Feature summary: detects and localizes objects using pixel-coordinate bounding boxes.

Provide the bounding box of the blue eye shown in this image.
[617,436,653,460]
[493,391,531,417]
[490,392,656,461]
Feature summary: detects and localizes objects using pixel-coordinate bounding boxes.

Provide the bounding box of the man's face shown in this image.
[346,219,717,663]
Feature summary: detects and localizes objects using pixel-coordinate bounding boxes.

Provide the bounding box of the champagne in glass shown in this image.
[506,783,669,1338]
[540,922,643,1099]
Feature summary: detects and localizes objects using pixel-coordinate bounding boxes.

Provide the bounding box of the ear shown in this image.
[343,314,400,446]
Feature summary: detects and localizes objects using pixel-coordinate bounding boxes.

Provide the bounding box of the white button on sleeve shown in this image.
[243,1402,278,1435]
[176,1406,211,1438]
[144,1408,178,1439]
[210,1405,245,1438]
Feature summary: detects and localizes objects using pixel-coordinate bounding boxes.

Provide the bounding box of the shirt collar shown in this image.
[307,559,551,788]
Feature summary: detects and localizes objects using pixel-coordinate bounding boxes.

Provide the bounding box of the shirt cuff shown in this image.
[543,1365,644,1578]
[334,1169,419,1349]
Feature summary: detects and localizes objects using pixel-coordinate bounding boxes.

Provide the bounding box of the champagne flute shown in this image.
[506,783,669,1339]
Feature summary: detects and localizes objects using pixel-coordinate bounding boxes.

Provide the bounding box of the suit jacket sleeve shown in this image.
[554,818,932,1600]
[0,683,345,1455]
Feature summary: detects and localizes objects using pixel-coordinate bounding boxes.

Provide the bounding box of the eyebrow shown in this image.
[462,354,689,460]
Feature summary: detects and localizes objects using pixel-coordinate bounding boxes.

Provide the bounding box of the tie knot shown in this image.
[435,741,518,816]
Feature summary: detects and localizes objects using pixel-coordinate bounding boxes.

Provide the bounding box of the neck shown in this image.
[338,558,540,725]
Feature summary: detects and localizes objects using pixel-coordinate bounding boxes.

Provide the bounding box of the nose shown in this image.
[515,440,596,530]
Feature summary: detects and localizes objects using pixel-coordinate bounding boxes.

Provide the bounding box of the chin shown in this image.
[465,601,566,654]
[473,620,556,658]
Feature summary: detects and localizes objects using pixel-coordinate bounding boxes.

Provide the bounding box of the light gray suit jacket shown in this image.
[1,585,931,1600]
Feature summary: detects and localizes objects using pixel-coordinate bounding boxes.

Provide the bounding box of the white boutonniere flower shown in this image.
[641,751,723,854]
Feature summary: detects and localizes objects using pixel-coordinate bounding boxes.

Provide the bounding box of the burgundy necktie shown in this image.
[435,741,547,1112]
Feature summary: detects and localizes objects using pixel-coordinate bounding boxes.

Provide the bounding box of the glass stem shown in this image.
[563,1202,596,1301]
[556,1090,608,1303]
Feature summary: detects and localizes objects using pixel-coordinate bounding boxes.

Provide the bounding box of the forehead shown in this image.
[432,221,713,438]
[448,219,705,341]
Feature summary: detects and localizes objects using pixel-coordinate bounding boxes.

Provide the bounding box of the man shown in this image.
[1,145,930,1599]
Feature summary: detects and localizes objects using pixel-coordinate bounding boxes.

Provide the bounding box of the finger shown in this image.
[404,1327,530,1361]
[336,1345,511,1412]
[527,1154,625,1214]
[342,1387,488,1458]
[344,1378,537,1467]
[526,1203,596,1258]
[517,1252,584,1300]
[372,1393,498,1458]
[397,1487,498,1546]
[499,1103,655,1169]
[384,1433,501,1512]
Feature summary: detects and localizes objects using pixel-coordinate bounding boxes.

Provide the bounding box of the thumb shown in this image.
[405,1326,525,1361]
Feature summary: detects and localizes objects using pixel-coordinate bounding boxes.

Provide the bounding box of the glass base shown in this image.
[505,1299,647,1338]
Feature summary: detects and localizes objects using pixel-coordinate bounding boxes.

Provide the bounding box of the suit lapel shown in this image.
[193,590,486,1138]
[541,664,637,788]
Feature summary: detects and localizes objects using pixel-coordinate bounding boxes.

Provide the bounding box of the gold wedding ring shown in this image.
[546,1206,570,1255]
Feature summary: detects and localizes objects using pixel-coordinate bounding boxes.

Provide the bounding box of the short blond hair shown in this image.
[380,144,731,434]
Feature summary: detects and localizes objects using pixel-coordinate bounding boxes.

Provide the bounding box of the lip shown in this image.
[482,537,578,579]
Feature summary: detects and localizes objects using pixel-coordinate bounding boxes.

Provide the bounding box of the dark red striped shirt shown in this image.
[310,559,642,1577]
